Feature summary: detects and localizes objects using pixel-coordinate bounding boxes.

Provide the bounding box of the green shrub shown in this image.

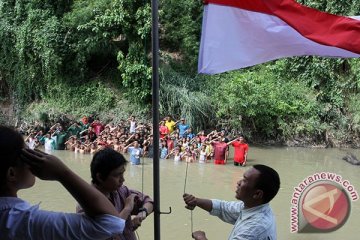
[210,67,321,139]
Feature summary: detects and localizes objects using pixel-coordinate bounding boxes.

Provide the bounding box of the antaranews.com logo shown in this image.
[290,172,359,233]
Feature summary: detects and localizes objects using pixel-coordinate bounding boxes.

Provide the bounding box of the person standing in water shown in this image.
[226,135,249,166]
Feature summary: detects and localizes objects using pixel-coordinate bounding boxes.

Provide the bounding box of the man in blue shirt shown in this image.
[184,164,280,240]
[124,141,143,165]
[177,118,190,138]
[185,128,196,139]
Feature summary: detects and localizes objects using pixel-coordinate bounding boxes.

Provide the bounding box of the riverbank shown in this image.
[252,137,360,149]
[2,102,359,149]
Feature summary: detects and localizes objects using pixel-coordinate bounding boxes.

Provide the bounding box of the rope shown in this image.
[191,210,194,234]
[183,161,194,236]
[183,162,189,194]
[136,147,145,240]
[141,156,145,200]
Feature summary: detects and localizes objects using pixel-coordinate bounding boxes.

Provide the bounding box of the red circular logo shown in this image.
[301,182,350,231]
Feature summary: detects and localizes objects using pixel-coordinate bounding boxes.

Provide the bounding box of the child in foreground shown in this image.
[0,126,136,240]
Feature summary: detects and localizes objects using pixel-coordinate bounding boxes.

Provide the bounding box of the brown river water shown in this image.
[20,146,360,240]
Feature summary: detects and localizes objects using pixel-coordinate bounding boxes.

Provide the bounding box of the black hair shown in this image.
[0,126,25,186]
[253,164,280,204]
[90,148,128,184]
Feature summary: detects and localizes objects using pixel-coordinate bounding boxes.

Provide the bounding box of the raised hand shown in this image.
[20,148,68,181]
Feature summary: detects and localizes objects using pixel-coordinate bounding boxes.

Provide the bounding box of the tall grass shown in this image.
[159,67,215,131]
[21,79,150,125]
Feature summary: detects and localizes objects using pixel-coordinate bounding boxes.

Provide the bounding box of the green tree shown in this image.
[160,0,203,71]
[64,0,152,102]
[0,1,66,104]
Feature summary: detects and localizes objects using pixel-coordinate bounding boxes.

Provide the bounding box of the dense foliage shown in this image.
[1,0,360,146]
[210,68,321,140]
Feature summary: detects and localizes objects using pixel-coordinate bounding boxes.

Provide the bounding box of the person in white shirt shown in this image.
[43,133,55,151]
[129,116,137,134]
[0,126,137,240]
[24,133,38,150]
[183,164,280,240]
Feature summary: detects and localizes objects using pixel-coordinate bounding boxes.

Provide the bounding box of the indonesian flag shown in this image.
[198,0,360,74]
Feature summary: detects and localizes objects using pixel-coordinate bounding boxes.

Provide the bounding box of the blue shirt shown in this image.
[128,147,143,165]
[177,123,189,137]
[0,197,125,240]
[211,200,277,240]
[160,147,168,159]
[186,133,195,139]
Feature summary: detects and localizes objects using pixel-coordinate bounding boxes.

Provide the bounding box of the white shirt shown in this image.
[0,197,125,240]
[211,200,277,240]
[44,138,54,151]
[199,150,206,163]
[174,154,181,162]
[27,138,36,150]
[129,121,136,133]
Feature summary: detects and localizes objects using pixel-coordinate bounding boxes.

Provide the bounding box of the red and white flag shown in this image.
[198,0,360,74]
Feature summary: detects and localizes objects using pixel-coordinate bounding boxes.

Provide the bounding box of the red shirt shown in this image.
[212,142,228,160]
[167,139,174,151]
[91,122,104,136]
[159,125,169,139]
[232,141,249,163]
[199,136,207,143]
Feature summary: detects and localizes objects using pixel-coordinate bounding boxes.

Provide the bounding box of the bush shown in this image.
[22,80,115,121]
[210,67,321,140]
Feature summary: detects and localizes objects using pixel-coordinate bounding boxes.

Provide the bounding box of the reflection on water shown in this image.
[20,147,360,240]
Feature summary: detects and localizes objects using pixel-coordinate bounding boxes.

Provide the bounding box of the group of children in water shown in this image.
[22,115,249,166]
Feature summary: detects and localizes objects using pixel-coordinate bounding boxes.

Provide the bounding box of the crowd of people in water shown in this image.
[20,114,249,166]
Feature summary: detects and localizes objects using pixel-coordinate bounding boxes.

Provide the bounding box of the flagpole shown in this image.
[151,0,161,239]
